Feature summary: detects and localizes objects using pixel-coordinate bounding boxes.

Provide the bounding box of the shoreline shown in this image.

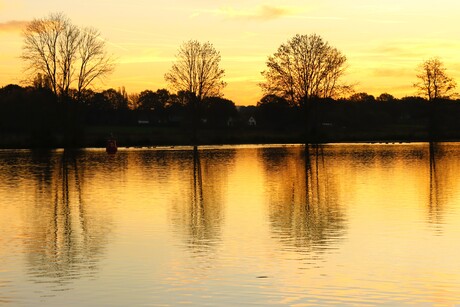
[1,135,458,150]
[1,123,459,149]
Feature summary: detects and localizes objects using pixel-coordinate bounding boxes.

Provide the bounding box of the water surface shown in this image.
[1,144,460,306]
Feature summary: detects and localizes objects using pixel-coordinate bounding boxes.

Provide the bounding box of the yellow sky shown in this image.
[1,0,460,105]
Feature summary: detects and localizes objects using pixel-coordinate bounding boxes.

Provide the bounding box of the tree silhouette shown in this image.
[376,93,396,102]
[349,92,375,103]
[257,94,292,128]
[260,34,347,143]
[164,40,226,101]
[260,34,347,107]
[165,40,226,143]
[414,57,456,101]
[22,12,114,100]
[203,96,237,127]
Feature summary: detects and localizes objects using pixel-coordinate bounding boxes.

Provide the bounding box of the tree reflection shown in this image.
[429,142,440,227]
[263,145,346,259]
[24,150,111,289]
[189,146,206,246]
[426,142,455,229]
[170,147,235,253]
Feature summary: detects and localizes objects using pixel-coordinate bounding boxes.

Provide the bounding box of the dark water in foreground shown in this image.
[1,144,460,306]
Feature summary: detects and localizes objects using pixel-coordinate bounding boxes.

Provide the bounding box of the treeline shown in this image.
[1,84,460,148]
[0,84,239,127]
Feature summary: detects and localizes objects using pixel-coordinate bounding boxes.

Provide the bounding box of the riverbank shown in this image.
[1,123,459,149]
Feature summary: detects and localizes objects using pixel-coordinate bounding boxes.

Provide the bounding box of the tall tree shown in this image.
[414,57,456,101]
[260,34,347,107]
[165,40,226,143]
[22,12,114,99]
[164,40,226,101]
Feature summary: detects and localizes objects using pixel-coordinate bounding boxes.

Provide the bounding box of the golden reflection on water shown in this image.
[3,151,113,288]
[427,143,460,229]
[0,144,460,305]
[260,146,346,256]
[169,147,235,252]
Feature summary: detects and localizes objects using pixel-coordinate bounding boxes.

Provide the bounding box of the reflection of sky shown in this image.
[2,1,460,104]
[0,145,460,305]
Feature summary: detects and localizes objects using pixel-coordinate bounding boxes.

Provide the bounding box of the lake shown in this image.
[1,143,460,306]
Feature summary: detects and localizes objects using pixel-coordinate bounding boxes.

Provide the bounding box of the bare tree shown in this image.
[260,34,347,107]
[22,12,114,99]
[22,13,66,96]
[77,27,115,94]
[164,40,226,101]
[414,57,456,101]
[165,40,225,144]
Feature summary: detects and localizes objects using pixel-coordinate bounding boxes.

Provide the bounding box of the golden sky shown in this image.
[1,0,460,105]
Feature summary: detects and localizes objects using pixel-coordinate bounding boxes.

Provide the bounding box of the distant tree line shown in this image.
[0,84,239,131]
[2,82,460,145]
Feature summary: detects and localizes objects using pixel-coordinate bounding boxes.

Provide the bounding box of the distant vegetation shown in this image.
[1,84,460,148]
[1,13,459,148]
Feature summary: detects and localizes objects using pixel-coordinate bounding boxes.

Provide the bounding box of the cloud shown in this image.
[0,20,28,33]
[371,68,413,78]
[371,40,460,62]
[372,45,423,59]
[250,5,292,21]
[193,5,294,21]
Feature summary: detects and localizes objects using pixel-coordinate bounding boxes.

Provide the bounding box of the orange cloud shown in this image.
[255,5,291,20]
[0,20,28,33]
[218,5,293,21]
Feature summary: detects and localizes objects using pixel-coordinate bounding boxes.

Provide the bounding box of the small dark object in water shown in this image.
[106,138,117,154]
[256,276,268,279]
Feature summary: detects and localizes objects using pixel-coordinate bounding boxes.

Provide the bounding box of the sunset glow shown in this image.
[1,0,460,105]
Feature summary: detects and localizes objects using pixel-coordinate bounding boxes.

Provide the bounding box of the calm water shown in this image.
[1,144,460,306]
